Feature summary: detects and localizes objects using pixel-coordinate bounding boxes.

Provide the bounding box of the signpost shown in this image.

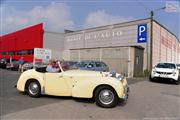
[137,24,147,43]
[33,48,51,68]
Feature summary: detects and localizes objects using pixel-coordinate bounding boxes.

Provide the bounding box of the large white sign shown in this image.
[34,48,51,63]
[66,30,123,42]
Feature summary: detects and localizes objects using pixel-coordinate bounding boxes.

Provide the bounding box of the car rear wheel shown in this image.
[27,80,41,97]
[94,86,118,108]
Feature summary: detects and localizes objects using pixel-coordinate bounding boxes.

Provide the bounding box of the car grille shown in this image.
[156,71,172,75]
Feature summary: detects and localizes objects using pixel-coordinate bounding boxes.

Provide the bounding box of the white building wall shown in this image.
[63,19,179,72]
[65,19,151,70]
[43,31,64,60]
[69,47,135,77]
[152,21,180,65]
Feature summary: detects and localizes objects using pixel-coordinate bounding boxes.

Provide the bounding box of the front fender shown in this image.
[72,77,125,98]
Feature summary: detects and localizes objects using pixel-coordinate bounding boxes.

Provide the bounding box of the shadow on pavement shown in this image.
[149,78,178,85]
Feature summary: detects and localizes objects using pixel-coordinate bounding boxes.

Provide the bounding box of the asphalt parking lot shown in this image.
[0,69,180,120]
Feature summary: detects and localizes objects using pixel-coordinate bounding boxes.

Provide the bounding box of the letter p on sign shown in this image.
[137,24,147,43]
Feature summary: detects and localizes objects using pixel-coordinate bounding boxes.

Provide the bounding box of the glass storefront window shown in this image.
[28,49,34,55]
[1,49,34,56]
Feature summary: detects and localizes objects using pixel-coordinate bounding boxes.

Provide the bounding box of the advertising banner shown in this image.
[34,48,51,67]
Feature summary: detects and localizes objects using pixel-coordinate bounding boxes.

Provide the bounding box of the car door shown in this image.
[45,72,71,96]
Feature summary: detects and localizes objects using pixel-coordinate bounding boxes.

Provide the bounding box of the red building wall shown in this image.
[0,23,43,62]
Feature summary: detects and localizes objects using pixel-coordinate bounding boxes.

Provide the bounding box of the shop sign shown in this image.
[34,48,51,64]
[66,30,122,42]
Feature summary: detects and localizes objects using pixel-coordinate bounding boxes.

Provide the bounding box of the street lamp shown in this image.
[150,7,166,19]
[149,7,166,70]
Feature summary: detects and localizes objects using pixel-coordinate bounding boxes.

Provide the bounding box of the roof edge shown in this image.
[65,18,151,33]
[0,23,43,37]
[153,19,180,43]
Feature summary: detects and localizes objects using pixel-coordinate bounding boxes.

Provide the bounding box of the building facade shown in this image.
[64,18,180,77]
[0,23,43,62]
[0,18,179,77]
[0,24,64,62]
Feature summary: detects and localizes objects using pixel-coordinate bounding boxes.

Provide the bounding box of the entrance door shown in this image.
[134,47,144,77]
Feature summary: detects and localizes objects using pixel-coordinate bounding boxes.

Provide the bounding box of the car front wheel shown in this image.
[94,86,118,108]
[27,80,41,97]
[174,78,180,85]
[149,75,154,82]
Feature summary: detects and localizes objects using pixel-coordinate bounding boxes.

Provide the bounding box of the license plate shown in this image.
[160,74,168,78]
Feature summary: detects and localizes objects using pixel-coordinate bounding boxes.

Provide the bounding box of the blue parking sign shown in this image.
[137,24,147,43]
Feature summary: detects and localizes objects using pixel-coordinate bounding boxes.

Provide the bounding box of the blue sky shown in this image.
[0,0,180,39]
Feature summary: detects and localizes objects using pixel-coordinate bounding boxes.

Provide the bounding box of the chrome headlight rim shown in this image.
[117,74,124,81]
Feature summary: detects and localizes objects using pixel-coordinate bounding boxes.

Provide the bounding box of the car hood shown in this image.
[63,70,122,78]
[154,68,176,72]
[63,70,103,77]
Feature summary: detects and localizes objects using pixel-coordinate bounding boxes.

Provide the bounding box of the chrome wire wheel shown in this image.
[99,89,114,105]
[28,82,39,96]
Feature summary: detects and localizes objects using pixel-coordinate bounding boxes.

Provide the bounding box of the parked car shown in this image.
[6,60,19,70]
[0,58,17,69]
[177,64,180,70]
[150,62,180,84]
[23,62,48,71]
[0,58,7,68]
[74,60,109,72]
[16,62,129,108]
[63,61,78,70]
[23,62,33,71]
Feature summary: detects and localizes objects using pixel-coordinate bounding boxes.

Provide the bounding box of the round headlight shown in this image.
[117,75,124,81]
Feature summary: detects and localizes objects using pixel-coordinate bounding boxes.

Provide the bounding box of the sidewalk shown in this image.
[127,77,148,85]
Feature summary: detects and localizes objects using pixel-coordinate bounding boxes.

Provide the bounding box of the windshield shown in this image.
[64,61,77,66]
[75,61,89,67]
[156,63,176,69]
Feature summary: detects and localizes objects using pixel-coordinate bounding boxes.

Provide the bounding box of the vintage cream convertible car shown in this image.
[16,62,129,108]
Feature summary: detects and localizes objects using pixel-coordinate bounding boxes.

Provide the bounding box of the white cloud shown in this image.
[1,3,74,35]
[84,10,133,28]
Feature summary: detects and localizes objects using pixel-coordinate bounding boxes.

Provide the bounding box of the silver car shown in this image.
[74,60,109,72]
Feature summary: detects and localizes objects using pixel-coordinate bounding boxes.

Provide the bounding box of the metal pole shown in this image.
[149,7,165,70]
[150,11,154,70]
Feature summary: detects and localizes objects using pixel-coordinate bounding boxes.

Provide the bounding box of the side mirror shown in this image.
[177,67,180,70]
[153,65,156,68]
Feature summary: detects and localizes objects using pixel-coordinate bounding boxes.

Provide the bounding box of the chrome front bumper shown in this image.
[122,85,130,100]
